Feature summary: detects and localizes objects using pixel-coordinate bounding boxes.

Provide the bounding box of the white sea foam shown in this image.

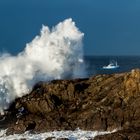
[0,18,86,114]
[0,129,117,140]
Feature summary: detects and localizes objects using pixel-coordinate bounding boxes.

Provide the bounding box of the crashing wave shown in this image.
[0,18,86,114]
[0,129,117,140]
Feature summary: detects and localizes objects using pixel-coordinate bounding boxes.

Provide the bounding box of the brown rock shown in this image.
[2,69,140,139]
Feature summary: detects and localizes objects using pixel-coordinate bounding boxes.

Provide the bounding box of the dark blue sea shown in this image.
[84,56,140,77]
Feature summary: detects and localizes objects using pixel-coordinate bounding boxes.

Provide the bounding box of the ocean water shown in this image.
[84,56,140,76]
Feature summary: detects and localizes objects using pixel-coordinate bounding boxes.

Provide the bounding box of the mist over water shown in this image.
[0,18,86,113]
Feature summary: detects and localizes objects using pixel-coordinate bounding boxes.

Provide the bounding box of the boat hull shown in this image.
[102,65,119,69]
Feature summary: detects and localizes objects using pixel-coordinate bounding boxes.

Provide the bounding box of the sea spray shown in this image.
[0,18,85,114]
[0,129,118,140]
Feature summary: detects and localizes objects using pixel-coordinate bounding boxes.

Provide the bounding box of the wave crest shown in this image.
[0,18,85,113]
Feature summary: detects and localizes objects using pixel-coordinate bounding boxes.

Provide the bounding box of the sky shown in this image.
[0,0,140,56]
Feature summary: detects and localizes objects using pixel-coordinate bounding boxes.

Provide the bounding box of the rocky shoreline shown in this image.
[0,69,140,139]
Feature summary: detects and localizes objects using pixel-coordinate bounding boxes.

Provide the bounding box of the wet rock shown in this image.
[2,69,140,139]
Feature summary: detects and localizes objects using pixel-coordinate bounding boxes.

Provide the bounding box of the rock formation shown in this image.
[1,69,140,139]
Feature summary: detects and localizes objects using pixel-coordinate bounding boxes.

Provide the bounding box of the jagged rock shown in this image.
[2,69,140,139]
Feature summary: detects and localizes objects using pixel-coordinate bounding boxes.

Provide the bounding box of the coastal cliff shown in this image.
[1,69,140,139]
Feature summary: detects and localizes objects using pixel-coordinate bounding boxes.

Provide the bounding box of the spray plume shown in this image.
[0,18,85,113]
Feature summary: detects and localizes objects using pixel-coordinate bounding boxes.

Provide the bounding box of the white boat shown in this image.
[103,60,119,69]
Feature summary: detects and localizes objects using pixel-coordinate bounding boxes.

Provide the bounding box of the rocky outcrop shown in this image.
[1,69,140,139]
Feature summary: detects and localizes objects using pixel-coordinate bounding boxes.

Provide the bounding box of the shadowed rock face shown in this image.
[1,69,140,139]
